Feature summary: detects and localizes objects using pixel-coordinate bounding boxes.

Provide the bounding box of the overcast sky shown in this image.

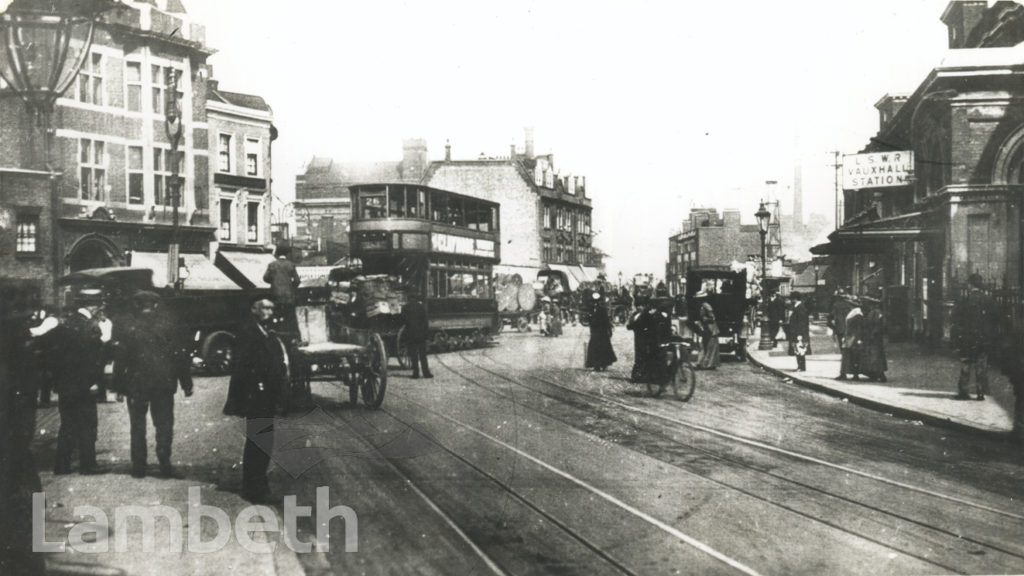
[185,0,956,277]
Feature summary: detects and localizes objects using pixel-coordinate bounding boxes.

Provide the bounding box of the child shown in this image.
[795,335,808,372]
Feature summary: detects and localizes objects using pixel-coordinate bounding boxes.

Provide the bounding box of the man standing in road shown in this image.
[51,306,104,475]
[264,245,301,328]
[951,273,995,401]
[114,291,194,478]
[402,290,432,379]
[224,297,289,503]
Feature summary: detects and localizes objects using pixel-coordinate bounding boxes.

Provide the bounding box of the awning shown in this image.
[811,211,931,255]
[545,264,580,291]
[580,266,603,283]
[130,251,241,291]
[214,250,275,289]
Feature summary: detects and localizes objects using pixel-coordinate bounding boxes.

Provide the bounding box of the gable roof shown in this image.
[208,88,272,113]
[298,156,404,186]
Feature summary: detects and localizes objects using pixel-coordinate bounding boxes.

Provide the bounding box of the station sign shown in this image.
[842,151,913,190]
[431,232,495,258]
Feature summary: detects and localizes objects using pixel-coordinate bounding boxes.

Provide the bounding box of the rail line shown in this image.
[433,350,1024,572]
[473,348,1024,523]
[381,389,763,576]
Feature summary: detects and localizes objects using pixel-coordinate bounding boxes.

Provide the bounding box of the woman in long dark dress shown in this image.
[586,295,617,371]
[859,297,888,382]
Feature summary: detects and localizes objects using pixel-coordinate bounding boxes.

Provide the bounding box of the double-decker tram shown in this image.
[349,183,501,352]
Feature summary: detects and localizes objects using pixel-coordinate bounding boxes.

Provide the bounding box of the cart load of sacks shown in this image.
[332,275,408,318]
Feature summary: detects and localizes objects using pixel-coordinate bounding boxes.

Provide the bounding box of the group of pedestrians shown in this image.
[826,289,888,382]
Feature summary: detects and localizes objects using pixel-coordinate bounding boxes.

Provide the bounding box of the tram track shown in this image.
[379,389,764,576]
[430,349,1024,574]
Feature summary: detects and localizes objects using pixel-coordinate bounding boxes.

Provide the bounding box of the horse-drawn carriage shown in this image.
[59,266,390,409]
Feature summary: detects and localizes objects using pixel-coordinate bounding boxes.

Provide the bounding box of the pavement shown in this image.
[747,320,1019,439]
[31,381,307,576]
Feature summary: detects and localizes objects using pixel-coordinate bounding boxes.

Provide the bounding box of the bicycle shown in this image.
[647,337,696,401]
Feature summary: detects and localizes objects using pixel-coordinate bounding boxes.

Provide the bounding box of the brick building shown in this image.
[0,1,275,303]
[665,208,763,295]
[423,129,599,285]
[813,0,1024,342]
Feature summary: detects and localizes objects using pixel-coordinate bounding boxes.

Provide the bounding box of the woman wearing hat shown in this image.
[586,292,616,371]
[694,290,720,370]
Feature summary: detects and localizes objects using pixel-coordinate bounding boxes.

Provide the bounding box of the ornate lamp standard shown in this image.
[755,200,774,350]
[0,0,120,292]
[163,67,185,290]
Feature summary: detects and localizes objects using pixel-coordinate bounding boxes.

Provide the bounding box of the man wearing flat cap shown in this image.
[114,290,193,478]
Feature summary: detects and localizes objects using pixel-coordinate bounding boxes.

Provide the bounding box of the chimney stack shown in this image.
[510,142,516,157]
[445,139,451,162]
[941,1,989,49]
[524,126,535,158]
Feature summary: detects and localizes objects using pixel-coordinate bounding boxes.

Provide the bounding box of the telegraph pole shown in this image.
[829,151,842,230]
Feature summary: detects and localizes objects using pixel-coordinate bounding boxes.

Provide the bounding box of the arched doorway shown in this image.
[66,234,120,272]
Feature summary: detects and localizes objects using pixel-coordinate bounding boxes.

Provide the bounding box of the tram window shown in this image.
[491,207,499,231]
[418,190,427,219]
[431,192,447,223]
[404,187,420,218]
[388,185,406,218]
[448,198,464,227]
[360,192,385,220]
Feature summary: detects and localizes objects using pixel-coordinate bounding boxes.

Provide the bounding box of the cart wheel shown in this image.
[516,316,529,332]
[361,333,388,409]
[201,331,235,375]
[395,328,411,369]
[671,361,696,402]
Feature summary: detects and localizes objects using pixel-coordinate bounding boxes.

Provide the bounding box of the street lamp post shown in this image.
[755,200,773,350]
[0,0,121,296]
[164,67,184,291]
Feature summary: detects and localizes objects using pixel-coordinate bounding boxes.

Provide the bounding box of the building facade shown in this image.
[814,0,1024,342]
[207,82,276,253]
[666,208,763,295]
[423,130,599,282]
[0,1,275,303]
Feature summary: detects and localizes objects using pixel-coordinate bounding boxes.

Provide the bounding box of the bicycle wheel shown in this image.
[670,361,696,402]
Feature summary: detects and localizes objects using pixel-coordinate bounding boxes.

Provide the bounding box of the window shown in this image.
[15,212,39,254]
[125,61,142,112]
[219,198,233,241]
[218,133,233,173]
[151,64,182,116]
[127,146,144,205]
[388,185,407,218]
[153,148,178,205]
[77,52,104,105]
[359,188,386,219]
[543,205,551,229]
[79,139,106,200]
[245,138,260,176]
[247,202,260,243]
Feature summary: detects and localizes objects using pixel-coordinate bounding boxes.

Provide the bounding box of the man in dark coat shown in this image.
[951,273,996,400]
[402,291,432,379]
[51,307,104,475]
[587,293,617,371]
[114,291,193,478]
[263,244,301,330]
[0,301,46,575]
[627,295,653,381]
[787,292,810,357]
[224,297,289,503]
